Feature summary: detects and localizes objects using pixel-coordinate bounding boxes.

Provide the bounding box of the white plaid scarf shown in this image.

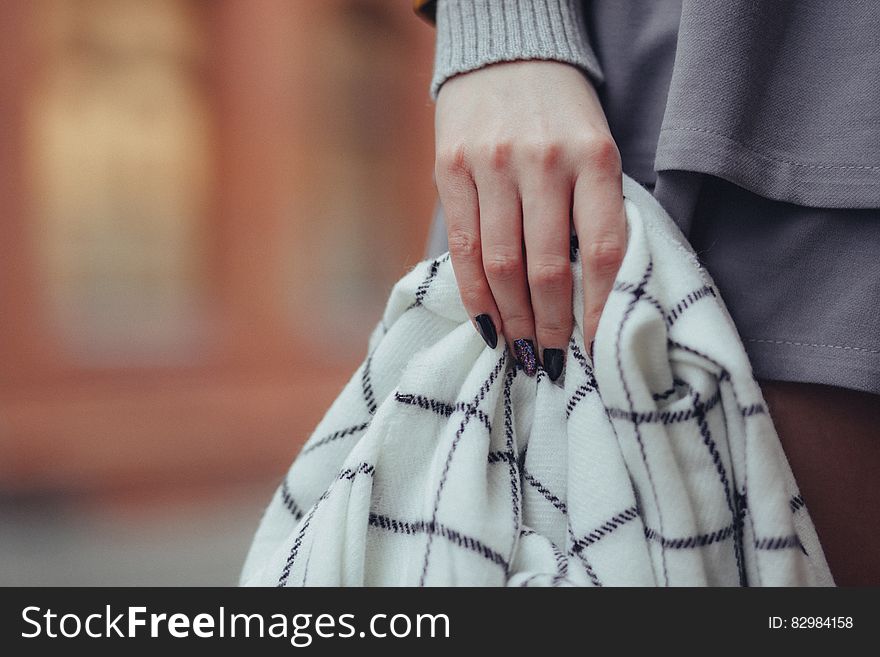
[240,175,834,587]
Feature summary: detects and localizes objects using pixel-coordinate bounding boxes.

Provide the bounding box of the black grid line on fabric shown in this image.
[566,526,603,587]
[612,281,718,330]
[277,462,375,587]
[608,266,778,584]
[418,353,508,586]
[652,383,680,401]
[644,522,736,549]
[394,392,493,433]
[487,445,529,467]
[535,366,547,383]
[300,422,371,456]
[740,403,767,417]
[667,337,776,584]
[368,513,509,571]
[665,285,717,327]
[361,356,378,416]
[566,338,599,419]
[650,373,767,420]
[735,488,748,543]
[605,386,722,424]
[338,463,375,480]
[566,381,596,419]
[550,540,570,586]
[517,573,542,587]
[569,337,596,380]
[570,505,640,553]
[576,554,603,587]
[272,236,794,585]
[613,280,666,317]
[609,384,767,422]
[652,377,696,402]
[754,535,806,552]
[666,339,731,382]
[406,254,450,311]
[692,389,748,584]
[277,496,328,587]
[789,493,806,513]
[501,366,523,561]
[523,468,568,515]
[612,276,761,419]
[613,257,671,586]
[739,484,765,585]
[487,450,516,465]
[428,357,523,568]
[280,477,306,521]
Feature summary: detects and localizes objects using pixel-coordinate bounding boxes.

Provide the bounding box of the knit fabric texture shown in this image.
[429,0,603,100]
[240,175,834,587]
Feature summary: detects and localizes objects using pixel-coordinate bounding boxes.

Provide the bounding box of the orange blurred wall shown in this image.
[0,0,438,494]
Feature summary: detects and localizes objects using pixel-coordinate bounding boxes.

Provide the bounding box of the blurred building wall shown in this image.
[0,0,437,495]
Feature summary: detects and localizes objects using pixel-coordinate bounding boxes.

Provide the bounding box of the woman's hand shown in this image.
[434,60,627,380]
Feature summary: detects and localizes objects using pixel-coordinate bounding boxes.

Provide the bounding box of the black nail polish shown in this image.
[474,314,497,349]
[543,348,565,382]
[513,338,537,376]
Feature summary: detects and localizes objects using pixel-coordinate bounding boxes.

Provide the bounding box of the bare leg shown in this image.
[758,379,880,586]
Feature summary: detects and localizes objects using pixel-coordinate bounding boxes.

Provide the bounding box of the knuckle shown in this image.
[447,228,481,260]
[435,144,470,179]
[484,251,524,281]
[522,141,565,172]
[536,318,571,339]
[529,259,571,290]
[457,281,489,308]
[500,310,533,330]
[581,136,621,173]
[488,140,514,171]
[586,239,625,276]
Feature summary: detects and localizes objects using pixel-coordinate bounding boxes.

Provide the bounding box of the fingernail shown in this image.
[474,314,497,349]
[543,348,565,382]
[589,340,595,361]
[513,338,537,376]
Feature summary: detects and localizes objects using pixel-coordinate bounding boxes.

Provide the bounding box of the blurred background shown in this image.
[0,0,437,585]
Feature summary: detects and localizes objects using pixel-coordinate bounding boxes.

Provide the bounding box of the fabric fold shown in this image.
[240,174,834,587]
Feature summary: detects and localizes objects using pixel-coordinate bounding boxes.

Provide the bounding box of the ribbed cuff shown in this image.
[430,0,604,101]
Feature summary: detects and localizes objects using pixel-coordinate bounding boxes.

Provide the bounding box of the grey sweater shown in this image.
[427,0,880,209]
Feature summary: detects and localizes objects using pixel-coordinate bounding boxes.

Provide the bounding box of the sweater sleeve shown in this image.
[416,0,605,101]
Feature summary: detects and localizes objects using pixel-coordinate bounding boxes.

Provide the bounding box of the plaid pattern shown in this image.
[240,175,834,587]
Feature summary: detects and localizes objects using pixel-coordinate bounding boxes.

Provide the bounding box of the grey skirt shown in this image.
[423,174,880,396]
[424,0,880,396]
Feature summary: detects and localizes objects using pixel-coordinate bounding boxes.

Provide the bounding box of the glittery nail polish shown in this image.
[474,314,497,349]
[543,348,564,382]
[513,338,537,377]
